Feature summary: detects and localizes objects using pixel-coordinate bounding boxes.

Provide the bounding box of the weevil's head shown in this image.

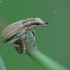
[23,18,48,30]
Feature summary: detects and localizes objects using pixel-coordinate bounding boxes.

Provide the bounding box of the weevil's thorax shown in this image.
[23,18,45,30]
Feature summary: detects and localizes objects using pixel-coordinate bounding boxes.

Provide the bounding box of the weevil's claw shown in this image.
[35,46,38,50]
[23,52,26,54]
[23,51,26,54]
[32,42,38,50]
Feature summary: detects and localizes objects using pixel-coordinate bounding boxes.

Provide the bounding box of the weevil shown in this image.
[1,11,57,54]
[1,18,48,53]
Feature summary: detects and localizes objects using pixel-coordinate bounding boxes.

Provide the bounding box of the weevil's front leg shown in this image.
[29,30,37,49]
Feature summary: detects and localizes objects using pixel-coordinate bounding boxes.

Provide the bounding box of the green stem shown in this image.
[0,20,7,30]
[0,22,68,70]
[24,40,68,70]
[0,56,7,70]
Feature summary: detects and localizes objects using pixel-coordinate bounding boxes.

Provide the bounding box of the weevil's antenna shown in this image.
[46,11,57,19]
[45,11,57,24]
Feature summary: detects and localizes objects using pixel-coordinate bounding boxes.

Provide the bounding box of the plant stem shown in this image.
[24,40,68,70]
[0,56,7,70]
[0,22,7,70]
[0,20,7,30]
[0,21,68,70]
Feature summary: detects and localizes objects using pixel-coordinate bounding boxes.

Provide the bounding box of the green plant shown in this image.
[0,21,68,70]
[0,56,6,70]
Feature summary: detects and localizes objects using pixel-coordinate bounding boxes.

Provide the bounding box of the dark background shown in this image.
[0,0,70,70]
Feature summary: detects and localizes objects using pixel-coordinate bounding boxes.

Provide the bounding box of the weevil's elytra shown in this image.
[5,32,20,42]
[1,18,48,54]
[2,20,24,42]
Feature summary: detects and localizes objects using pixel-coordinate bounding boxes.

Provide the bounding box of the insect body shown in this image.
[2,18,48,54]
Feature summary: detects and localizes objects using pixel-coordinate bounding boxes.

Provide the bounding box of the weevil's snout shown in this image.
[39,22,49,27]
[33,21,44,27]
[35,22,45,27]
[39,22,45,27]
[34,18,49,27]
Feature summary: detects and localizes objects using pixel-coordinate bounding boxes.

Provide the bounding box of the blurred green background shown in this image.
[0,0,70,70]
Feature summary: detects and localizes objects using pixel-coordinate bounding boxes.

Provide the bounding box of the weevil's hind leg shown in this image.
[9,38,19,47]
[9,38,21,53]
[8,31,24,47]
[29,30,38,49]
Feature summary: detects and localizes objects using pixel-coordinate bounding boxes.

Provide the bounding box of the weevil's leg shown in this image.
[21,31,28,40]
[9,38,19,47]
[24,31,28,41]
[9,31,25,47]
[21,32,28,54]
[9,37,21,53]
[21,36,26,54]
[29,30,37,49]
[21,39,26,54]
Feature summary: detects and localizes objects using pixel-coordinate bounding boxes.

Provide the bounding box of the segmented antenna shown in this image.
[46,11,57,18]
[45,11,57,24]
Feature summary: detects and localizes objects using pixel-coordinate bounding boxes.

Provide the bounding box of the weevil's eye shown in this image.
[35,22,39,25]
